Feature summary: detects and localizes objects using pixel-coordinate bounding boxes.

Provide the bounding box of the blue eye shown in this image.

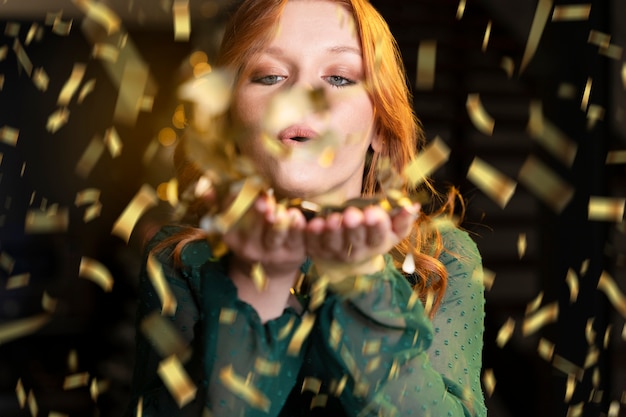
[325,75,354,87]
[252,75,286,85]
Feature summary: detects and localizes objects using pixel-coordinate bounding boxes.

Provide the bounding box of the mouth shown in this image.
[290,136,310,143]
[278,125,318,144]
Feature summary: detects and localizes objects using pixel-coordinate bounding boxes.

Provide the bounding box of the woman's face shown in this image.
[232,0,380,205]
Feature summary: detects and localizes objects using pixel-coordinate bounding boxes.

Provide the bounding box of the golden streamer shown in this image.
[466,94,495,135]
[496,317,515,348]
[79,256,114,292]
[111,184,158,243]
[47,107,70,133]
[72,0,121,35]
[157,355,197,408]
[218,365,270,411]
[0,126,19,146]
[24,207,69,234]
[140,312,190,360]
[522,302,559,336]
[12,39,33,76]
[6,273,30,290]
[63,372,90,390]
[588,196,625,222]
[517,233,527,259]
[605,150,626,165]
[537,338,555,361]
[527,100,578,167]
[147,253,178,316]
[565,268,579,303]
[78,79,96,103]
[466,157,516,209]
[482,20,492,52]
[287,314,315,355]
[518,155,574,213]
[597,271,626,319]
[404,135,450,186]
[0,314,51,345]
[92,43,119,62]
[104,127,123,158]
[32,67,49,91]
[415,40,436,90]
[551,4,591,21]
[75,134,105,178]
[456,0,466,19]
[520,0,553,74]
[58,63,86,106]
[482,369,496,398]
[173,0,191,42]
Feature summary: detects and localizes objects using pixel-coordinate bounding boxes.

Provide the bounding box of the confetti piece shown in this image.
[13,39,33,76]
[415,40,436,90]
[288,313,315,355]
[0,314,51,345]
[537,338,555,361]
[63,372,89,390]
[254,358,281,376]
[158,355,197,408]
[552,354,583,380]
[75,134,105,178]
[565,375,577,402]
[24,207,69,233]
[58,63,86,106]
[301,377,322,394]
[0,252,15,274]
[6,273,30,289]
[68,350,79,372]
[588,30,610,49]
[0,126,19,146]
[78,78,96,103]
[75,188,101,206]
[114,63,150,125]
[47,107,70,133]
[72,0,121,35]
[79,256,114,292]
[597,271,626,319]
[456,0,466,19]
[496,317,515,347]
[28,390,38,417]
[219,365,270,411]
[526,291,544,315]
[586,104,605,129]
[32,67,49,91]
[482,369,496,397]
[551,4,591,21]
[104,127,123,158]
[466,157,516,208]
[566,268,579,303]
[214,177,265,233]
[92,43,119,62]
[362,339,381,356]
[466,94,495,135]
[522,302,559,336]
[51,17,73,36]
[308,275,328,312]
[482,20,492,52]
[404,135,450,186]
[140,312,190,360]
[606,150,626,165]
[147,253,178,316]
[42,291,58,313]
[111,184,158,243]
[500,56,514,78]
[173,0,191,42]
[581,77,592,111]
[482,268,495,291]
[5,22,20,37]
[588,196,625,222]
[527,100,578,166]
[517,233,527,259]
[585,318,596,345]
[557,83,577,99]
[518,155,574,213]
[520,0,552,74]
[16,378,26,408]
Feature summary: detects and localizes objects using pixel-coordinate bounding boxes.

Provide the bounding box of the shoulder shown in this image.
[434,219,482,276]
[146,224,214,269]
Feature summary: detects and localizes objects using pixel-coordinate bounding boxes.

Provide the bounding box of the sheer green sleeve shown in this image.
[294,223,486,417]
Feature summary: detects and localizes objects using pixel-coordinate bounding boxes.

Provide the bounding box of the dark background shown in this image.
[0,0,624,416]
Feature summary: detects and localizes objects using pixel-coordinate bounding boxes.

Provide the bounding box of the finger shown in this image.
[363,206,390,247]
[322,212,345,255]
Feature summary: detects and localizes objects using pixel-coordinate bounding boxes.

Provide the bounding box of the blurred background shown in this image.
[0,0,624,416]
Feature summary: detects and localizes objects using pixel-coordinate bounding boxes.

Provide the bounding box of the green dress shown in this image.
[125,220,486,417]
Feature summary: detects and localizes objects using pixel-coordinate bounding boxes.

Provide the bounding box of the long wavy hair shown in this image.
[164,0,463,314]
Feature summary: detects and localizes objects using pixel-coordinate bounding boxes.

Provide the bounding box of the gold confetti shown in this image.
[72,0,121,35]
[466,157,516,209]
[147,253,178,316]
[522,302,559,336]
[588,196,625,222]
[496,317,515,348]
[456,0,466,19]
[104,127,123,157]
[310,394,328,409]
[0,314,51,345]
[586,104,604,130]
[606,150,626,165]
[527,100,578,166]
[580,259,589,275]
[1,125,19,146]
[51,17,73,36]
[482,20,492,52]
[111,184,158,243]
[58,63,86,106]
[75,134,105,178]
[482,368,496,398]
[250,262,268,292]
[254,358,281,376]
[79,256,114,292]
[92,43,119,62]
[551,4,591,21]
[32,67,49,91]
[24,207,69,234]
[482,268,495,291]
[466,94,495,135]
[557,83,577,99]
[566,268,579,303]
[520,0,552,74]
[219,308,237,325]
[553,354,583,380]
[301,377,322,394]
[47,107,70,133]
[288,313,315,355]
[565,375,577,402]
[585,318,596,345]
[608,401,620,417]
[588,30,610,49]
[0,251,15,274]
[78,79,96,103]
[404,135,450,186]
[5,22,20,37]
[63,372,90,390]
[500,56,514,79]
[581,77,592,111]
[157,355,197,408]
[68,349,79,373]
[526,291,544,315]
[415,40,436,90]
[27,390,38,417]
[6,273,30,290]
[597,271,626,319]
[537,338,555,361]
[219,365,270,411]
[16,378,26,408]
[517,233,527,258]
[75,188,101,206]
[114,63,150,125]
[518,155,574,213]
[214,177,265,233]
[173,0,191,42]
[13,39,32,76]
[140,312,190,360]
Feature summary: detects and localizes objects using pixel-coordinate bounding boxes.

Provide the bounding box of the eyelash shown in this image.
[251,74,355,88]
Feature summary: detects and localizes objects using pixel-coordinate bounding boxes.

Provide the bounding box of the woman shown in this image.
[125,0,487,416]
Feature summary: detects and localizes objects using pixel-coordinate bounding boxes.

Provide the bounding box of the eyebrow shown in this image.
[264,45,362,57]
